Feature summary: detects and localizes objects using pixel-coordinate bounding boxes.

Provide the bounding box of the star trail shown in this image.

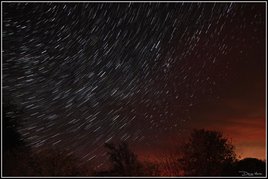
[2,2,265,170]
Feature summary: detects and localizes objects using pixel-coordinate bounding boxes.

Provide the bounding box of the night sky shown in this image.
[2,2,266,169]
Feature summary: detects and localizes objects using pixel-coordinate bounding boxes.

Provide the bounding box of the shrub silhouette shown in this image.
[104,142,144,176]
[179,129,237,176]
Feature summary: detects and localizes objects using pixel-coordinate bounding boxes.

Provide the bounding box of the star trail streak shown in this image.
[2,2,264,167]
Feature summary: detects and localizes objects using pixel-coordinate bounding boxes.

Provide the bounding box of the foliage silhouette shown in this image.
[3,115,266,177]
[179,129,237,176]
[2,96,32,176]
[3,97,26,152]
[3,97,90,176]
[103,142,145,176]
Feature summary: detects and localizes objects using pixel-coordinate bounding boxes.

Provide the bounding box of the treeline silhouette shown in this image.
[3,100,266,176]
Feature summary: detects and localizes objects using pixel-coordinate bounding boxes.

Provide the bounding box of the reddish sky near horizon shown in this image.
[190,15,266,160]
[3,3,266,169]
[135,4,266,161]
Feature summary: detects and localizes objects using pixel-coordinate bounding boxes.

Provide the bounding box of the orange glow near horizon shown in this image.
[206,117,266,160]
[189,102,266,160]
[135,116,266,162]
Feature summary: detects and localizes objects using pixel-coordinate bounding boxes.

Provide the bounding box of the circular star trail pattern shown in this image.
[3,3,263,167]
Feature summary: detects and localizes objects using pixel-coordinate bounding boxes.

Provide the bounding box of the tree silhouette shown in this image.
[179,129,237,176]
[3,96,33,176]
[104,142,144,176]
[3,96,88,176]
[3,97,26,152]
